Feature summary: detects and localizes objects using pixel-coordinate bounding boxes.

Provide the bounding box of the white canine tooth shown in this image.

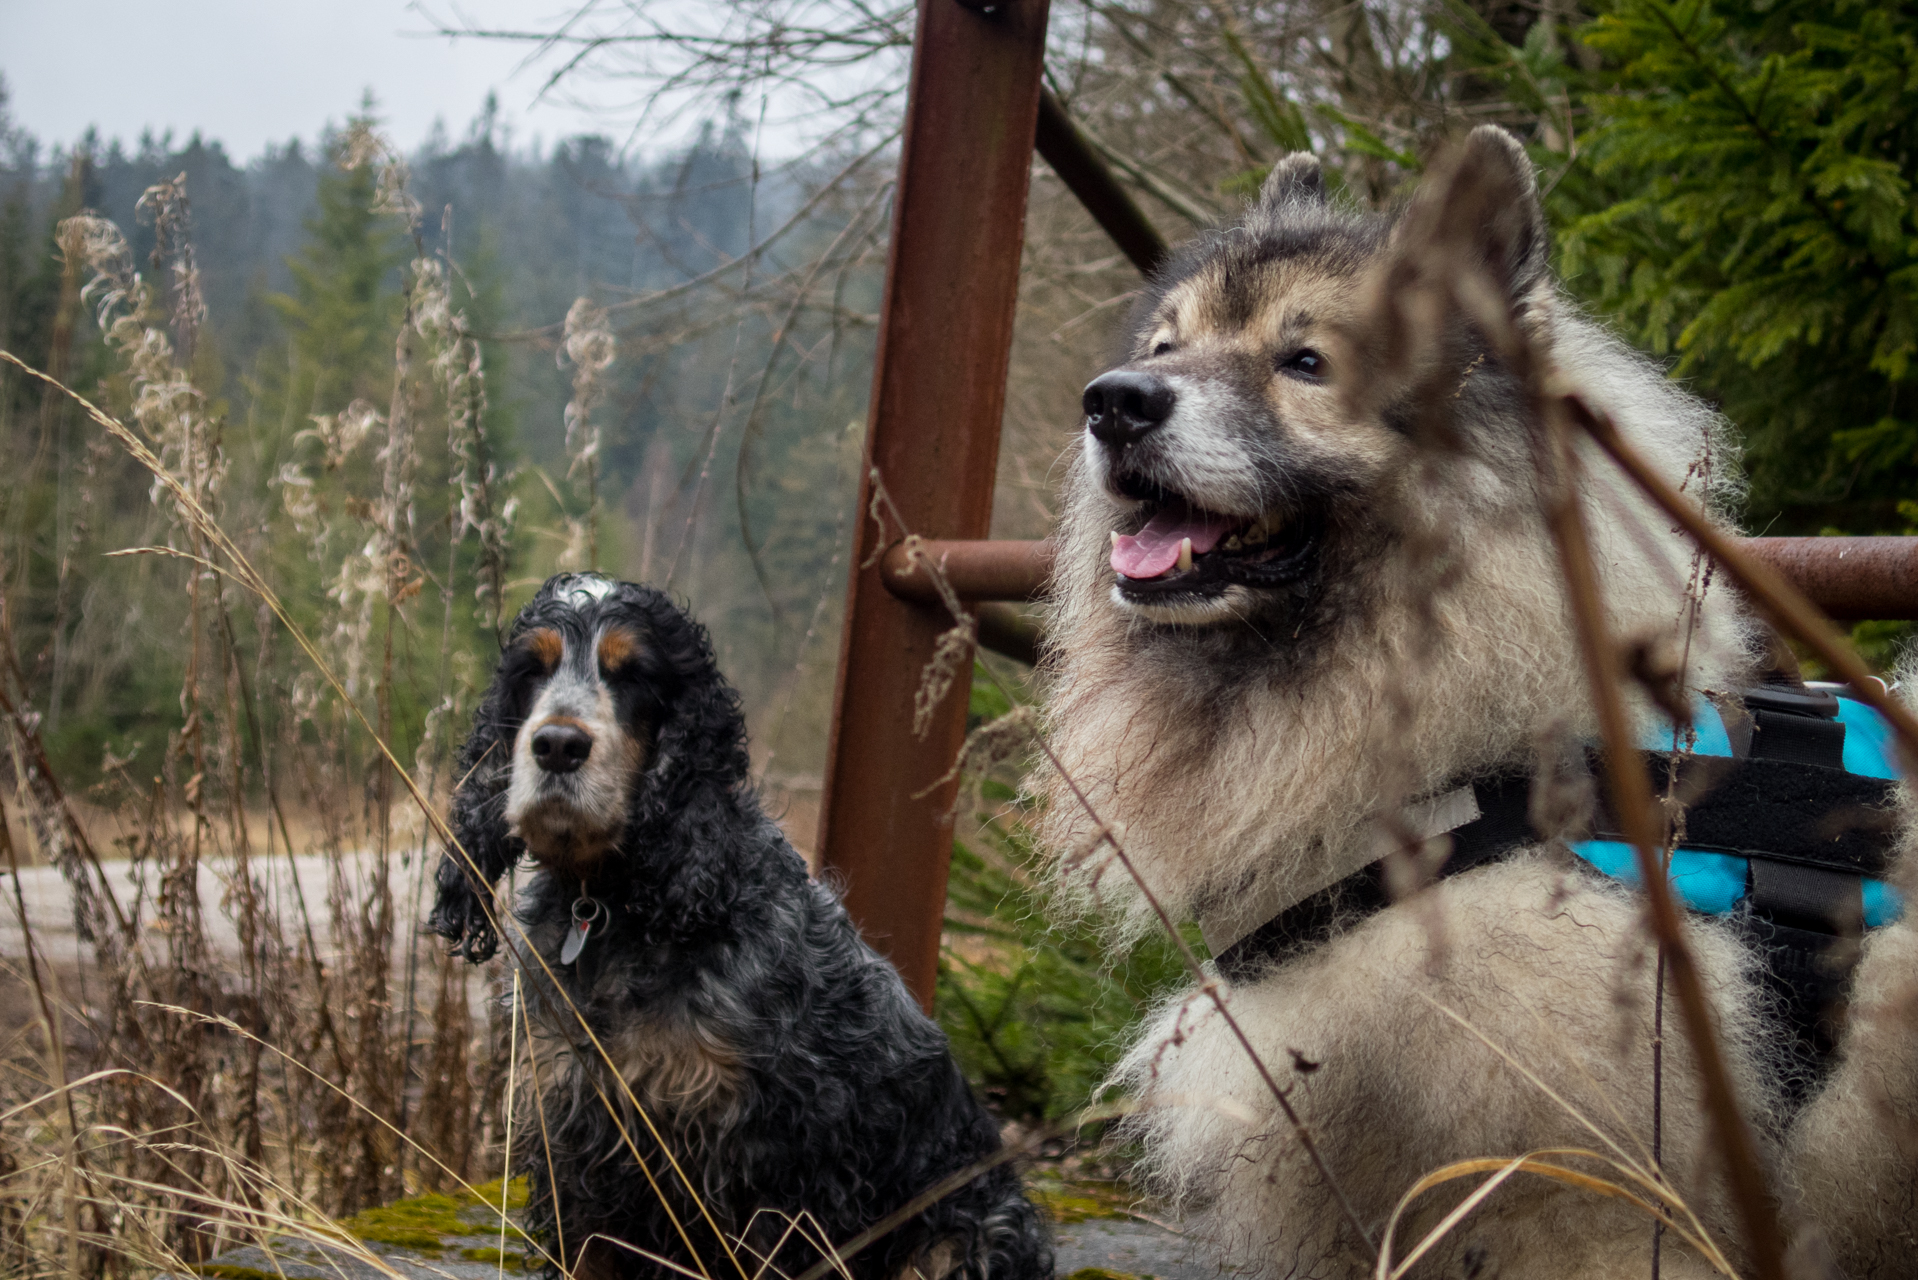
[1177,537,1193,572]
[1111,531,1121,548]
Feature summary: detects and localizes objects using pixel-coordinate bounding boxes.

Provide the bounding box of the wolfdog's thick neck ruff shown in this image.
[1038,144,1757,943]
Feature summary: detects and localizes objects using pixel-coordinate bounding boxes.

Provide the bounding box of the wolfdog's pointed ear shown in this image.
[1256,152,1325,211]
[1462,125,1549,301]
[1390,125,1550,310]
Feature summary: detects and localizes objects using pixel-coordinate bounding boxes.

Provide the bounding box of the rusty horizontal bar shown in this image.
[880,537,1054,603]
[1742,537,1918,621]
[1034,87,1169,276]
[877,541,1044,663]
[883,535,1918,620]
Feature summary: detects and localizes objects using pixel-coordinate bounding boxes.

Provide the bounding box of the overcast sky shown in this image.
[0,0,634,161]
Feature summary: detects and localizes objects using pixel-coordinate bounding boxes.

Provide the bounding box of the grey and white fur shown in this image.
[1035,127,1918,1277]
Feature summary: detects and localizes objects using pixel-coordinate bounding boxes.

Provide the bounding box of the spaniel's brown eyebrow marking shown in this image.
[525,627,564,670]
[597,627,642,671]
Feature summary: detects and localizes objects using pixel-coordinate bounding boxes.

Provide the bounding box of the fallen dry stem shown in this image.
[1415,993,1726,1265]
[1378,1149,1732,1280]
[1536,401,1785,1279]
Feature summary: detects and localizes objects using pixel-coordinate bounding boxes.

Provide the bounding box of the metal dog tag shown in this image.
[561,896,603,965]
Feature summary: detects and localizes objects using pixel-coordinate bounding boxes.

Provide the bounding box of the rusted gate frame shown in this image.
[815,0,1054,1008]
[882,536,1918,622]
[818,0,1918,1009]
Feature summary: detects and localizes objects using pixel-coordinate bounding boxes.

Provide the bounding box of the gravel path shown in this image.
[178,1211,1224,1280]
[1,848,441,970]
[1051,1216,1227,1280]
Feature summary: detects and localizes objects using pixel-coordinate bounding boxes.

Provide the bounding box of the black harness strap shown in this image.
[1213,768,1536,982]
[1641,754,1895,878]
[1212,687,1901,1079]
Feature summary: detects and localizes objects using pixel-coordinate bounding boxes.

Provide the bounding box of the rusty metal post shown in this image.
[817,0,1052,1010]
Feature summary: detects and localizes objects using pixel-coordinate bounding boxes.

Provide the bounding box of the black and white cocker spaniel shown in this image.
[429,573,1052,1280]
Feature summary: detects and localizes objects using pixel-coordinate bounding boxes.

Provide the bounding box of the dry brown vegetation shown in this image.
[3,2,1914,1277]
[0,137,526,1272]
[0,98,891,1274]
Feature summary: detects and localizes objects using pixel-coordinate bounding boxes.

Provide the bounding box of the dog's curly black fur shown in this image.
[429,574,1053,1280]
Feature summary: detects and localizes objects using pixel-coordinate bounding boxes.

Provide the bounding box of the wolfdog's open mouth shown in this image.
[1109,478,1320,602]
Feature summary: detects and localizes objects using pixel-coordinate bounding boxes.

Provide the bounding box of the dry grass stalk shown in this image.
[1321,138,1786,1274]
[2,337,793,1274]
[560,297,616,571]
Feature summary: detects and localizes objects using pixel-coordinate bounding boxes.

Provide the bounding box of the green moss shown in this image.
[469,1176,530,1213]
[461,1245,530,1270]
[1063,1268,1146,1280]
[337,1191,463,1252]
[334,1177,531,1253]
[1028,1182,1133,1224]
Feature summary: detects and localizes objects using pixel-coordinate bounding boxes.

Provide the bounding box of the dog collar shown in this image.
[1197,783,1485,960]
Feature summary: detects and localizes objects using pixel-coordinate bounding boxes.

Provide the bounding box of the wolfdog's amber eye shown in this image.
[1280,349,1327,380]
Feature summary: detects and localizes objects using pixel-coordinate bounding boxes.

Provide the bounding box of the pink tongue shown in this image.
[1111,507,1235,579]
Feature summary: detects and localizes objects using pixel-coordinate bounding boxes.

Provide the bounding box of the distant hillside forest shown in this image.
[5,0,1918,791]
[0,87,881,790]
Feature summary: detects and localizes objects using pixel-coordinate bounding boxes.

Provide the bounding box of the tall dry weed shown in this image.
[0,126,544,1271]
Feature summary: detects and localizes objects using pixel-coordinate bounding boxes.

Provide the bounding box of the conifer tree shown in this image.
[263,121,406,425]
[1555,0,1918,533]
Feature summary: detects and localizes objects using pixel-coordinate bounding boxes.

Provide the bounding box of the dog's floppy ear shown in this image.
[428,703,523,963]
[1255,152,1325,212]
[629,607,751,830]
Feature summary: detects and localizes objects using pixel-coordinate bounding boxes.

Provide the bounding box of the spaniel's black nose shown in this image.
[1084,370,1175,447]
[531,722,593,773]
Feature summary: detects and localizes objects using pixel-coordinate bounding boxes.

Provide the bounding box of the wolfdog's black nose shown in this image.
[1083,370,1174,446]
[531,723,593,773]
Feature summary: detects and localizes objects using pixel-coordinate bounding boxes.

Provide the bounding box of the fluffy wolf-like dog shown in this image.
[1037,127,1918,1277]
[430,574,1052,1280]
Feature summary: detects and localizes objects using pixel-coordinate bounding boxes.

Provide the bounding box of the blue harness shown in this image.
[1216,682,1907,1078]
[1574,690,1905,928]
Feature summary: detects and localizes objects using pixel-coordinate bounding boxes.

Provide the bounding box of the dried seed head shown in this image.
[559,296,615,568]
[912,618,977,739]
[914,704,1040,815]
[1623,631,1691,731]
